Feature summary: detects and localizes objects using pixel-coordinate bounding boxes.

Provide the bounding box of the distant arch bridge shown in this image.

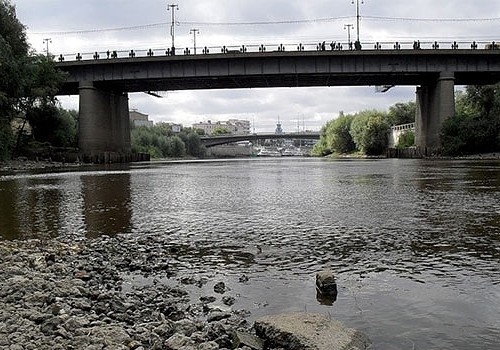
[200,132,321,148]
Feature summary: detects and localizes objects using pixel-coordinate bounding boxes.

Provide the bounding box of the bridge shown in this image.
[54,40,500,161]
[200,132,320,148]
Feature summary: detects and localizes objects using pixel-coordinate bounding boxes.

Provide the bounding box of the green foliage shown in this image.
[441,84,500,155]
[314,110,390,157]
[328,114,356,154]
[387,101,416,126]
[311,136,331,157]
[169,135,186,157]
[131,123,205,158]
[312,114,355,156]
[1,0,27,160]
[396,130,415,149]
[185,132,203,157]
[27,105,78,147]
[0,0,66,160]
[212,126,231,135]
[351,110,389,155]
[441,113,499,155]
[0,119,14,160]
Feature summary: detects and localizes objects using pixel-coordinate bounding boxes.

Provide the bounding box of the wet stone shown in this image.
[222,296,235,306]
[213,282,226,294]
[0,237,256,350]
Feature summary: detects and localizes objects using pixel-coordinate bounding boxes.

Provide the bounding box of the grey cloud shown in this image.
[12,0,500,132]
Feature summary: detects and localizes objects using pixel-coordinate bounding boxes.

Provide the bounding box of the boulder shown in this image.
[254,313,370,350]
[315,270,337,296]
[316,270,338,305]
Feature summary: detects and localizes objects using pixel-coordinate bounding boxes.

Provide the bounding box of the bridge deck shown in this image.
[56,49,500,95]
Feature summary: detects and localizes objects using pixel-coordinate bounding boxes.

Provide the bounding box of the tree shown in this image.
[350,110,389,155]
[0,0,66,159]
[185,132,203,157]
[130,123,205,158]
[311,114,356,156]
[169,135,186,157]
[27,105,78,147]
[440,84,500,155]
[0,0,29,160]
[327,114,356,154]
[387,101,416,126]
[212,126,231,135]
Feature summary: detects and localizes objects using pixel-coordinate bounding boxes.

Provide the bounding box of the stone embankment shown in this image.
[0,235,369,350]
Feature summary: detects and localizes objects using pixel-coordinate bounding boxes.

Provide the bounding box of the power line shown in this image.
[364,15,500,23]
[28,15,500,36]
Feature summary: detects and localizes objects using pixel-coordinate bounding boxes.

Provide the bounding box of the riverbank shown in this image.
[0,159,82,173]
[0,235,262,349]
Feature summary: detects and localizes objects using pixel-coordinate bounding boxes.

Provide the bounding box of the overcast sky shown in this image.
[11,0,500,132]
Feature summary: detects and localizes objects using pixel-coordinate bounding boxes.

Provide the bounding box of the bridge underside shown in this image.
[62,71,500,96]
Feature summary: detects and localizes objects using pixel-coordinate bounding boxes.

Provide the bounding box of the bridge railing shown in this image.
[391,122,415,132]
[55,40,500,63]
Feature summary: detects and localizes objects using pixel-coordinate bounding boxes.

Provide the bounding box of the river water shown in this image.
[1,158,500,349]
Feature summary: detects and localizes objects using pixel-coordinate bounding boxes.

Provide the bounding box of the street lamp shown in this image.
[167,4,179,55]
[190,28,200,54]
[43,38,52,57]
[344,24,354,47]
[351,0,365,49]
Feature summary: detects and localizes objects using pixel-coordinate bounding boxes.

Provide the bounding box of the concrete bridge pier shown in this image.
[78,81,131,162]
[415,71,455,154]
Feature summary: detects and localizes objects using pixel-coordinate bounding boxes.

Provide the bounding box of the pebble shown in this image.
[0,236,262,350]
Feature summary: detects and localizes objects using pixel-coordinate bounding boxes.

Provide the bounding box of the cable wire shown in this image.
[28,15,500,36]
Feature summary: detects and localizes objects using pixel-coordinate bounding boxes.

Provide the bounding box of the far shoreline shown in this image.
[2,152,500,174]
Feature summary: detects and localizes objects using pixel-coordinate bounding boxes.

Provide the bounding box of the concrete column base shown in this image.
[78,81,132,162]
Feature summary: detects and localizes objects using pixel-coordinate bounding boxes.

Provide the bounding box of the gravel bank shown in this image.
[0,235,259,350]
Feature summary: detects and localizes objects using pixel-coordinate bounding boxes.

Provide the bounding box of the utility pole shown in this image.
[43,38,52,57]
[344,24,354,45]
[351,0,365,48]
[189,28,200,54]
[167,4,179,55]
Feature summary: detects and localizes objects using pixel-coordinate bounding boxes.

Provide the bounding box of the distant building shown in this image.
[171,124,182,133]
[193,119,250,135]
[130,110,154,127]
[275,120,284,135]
[227,119,251,135]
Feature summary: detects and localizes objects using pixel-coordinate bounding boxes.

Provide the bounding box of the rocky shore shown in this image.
[1,235,371,350]
[0,235,259,350]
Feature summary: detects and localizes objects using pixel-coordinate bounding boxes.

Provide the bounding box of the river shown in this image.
[1,158,500,349]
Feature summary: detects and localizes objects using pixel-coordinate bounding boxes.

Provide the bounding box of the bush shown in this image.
[396,130,415,149]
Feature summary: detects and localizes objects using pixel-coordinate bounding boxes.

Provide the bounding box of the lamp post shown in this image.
[344,24,354,46]
[351,0,365,49]
[190,28,200,54]
[167,4,179,55]
[43,38,52,57]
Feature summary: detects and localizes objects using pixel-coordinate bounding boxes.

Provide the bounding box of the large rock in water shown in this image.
[254,313,371,350]
[316,270,338,305]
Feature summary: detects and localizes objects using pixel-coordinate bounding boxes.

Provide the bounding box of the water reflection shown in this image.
[1,159,500,349]
[0,177,65,240]
[0,179,20,240]
[0,170,132,240]
[82,173,132,238]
